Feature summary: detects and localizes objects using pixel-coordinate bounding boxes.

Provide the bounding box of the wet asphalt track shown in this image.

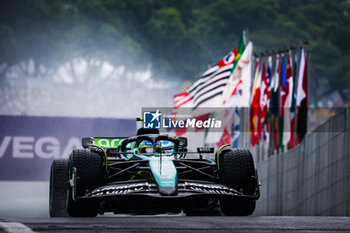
[1,216,350,233]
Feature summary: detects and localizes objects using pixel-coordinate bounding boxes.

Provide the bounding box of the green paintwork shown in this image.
[149,157,177,187]
[93,137,125,148]
[133,153,177,188]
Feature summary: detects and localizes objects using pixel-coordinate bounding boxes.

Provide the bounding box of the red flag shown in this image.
[259,58,269,141]
[175,127,187,137]
[217,48,238,69]
[216,127,231,148]
[174,92,192,109]
[194,113,210,132]
[249,58,261,147]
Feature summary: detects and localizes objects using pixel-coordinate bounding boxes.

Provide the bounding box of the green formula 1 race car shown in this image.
[49,127,260,217]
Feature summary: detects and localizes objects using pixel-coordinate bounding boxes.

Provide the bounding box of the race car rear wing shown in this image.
[82,137,126,149]
[82,136,212,158]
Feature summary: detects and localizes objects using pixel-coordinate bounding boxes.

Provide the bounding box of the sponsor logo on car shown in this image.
[183,182,239,195]
[89,183,152,196]
[94,138,124,148]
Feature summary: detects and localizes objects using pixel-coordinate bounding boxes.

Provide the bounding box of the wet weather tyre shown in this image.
[67,149,104,217]
[217,148,257,216]
[49,159,69,217]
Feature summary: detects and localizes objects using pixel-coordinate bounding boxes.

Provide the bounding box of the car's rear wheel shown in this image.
[49,159,69,217]
[217,148,257,216]
[67,149,104,217]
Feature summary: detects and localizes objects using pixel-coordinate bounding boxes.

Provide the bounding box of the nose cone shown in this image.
[158,185,178,196]
[149,158,178,196]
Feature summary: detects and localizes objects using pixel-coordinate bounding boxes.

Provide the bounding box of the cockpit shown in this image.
[121,135,177,156]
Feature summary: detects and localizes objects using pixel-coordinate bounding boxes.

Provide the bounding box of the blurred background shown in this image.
[1,0,349,118]
[0,0,349,217]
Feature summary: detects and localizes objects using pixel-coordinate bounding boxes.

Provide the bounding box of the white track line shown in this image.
[0,222,37,233]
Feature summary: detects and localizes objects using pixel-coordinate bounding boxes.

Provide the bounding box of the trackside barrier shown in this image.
[253,107,350,216]
[0,115,136,181]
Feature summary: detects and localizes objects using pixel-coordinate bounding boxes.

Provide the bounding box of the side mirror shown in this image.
[178,137,188,147]
[82,137,93,148]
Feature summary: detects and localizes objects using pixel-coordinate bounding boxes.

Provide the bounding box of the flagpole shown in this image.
[304,41,310,135]
[243,30,247,46]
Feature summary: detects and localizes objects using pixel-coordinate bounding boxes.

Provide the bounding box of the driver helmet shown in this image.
[138,140,153,153]
[156,140,174,154]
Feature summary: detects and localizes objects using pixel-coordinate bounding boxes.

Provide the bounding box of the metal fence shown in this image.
[249,107,350,216]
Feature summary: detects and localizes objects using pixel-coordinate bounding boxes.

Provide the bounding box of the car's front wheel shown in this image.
[217,148,257,216]
[49,159,69,217]
[67,149,104,217]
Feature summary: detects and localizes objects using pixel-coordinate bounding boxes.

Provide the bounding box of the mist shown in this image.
[1,58,178,118]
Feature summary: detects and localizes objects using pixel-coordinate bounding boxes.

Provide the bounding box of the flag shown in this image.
[221,41,252,148]
[216,127,231,148]
[194,113,211,131]
[289,52,298,149]
[222,42,252,106]
[215,109,235,147]
[174,48,238,110]
[173,33,250,147]
[259,57,270,142]
[207,34,250,147]
[282,51,293,147]
[204,113,223,145]
[232,107,240,148]
[227,33,246,80]
[265,55,273,144]
[173,47,238,136]
[174,92,193,109]
[271,54,280,150]
[249,58,261,147]
[296,48,308,144]
[278,54,286,148]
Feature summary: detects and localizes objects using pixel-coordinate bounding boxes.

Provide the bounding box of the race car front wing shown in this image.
[75,181,260,200]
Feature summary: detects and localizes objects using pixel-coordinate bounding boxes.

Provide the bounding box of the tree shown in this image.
[0,0,349,104]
